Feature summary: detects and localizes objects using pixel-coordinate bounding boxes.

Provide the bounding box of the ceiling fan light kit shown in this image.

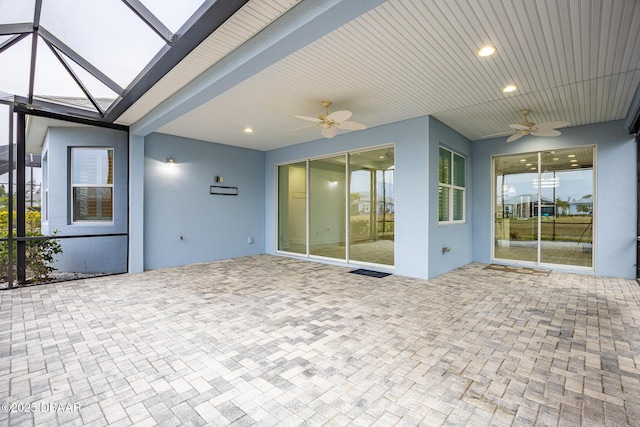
[293,101,367,139]
[506,109,569,143]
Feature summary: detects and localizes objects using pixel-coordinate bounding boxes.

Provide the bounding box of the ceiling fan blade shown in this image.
[535,121,570,130]
[509,124,530,131]
[531,129,561,137]
[482,131,512,138]
[506,132,525,143]
[321,126,337,138]
[294,115,321,123]
[327,110,352,122]
[290,124,317,132]
[336,120,367,130]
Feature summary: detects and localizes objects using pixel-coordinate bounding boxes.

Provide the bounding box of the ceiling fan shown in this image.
[293,101,367,139]
[506,109,570,142]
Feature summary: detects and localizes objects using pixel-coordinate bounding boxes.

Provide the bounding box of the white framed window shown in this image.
[71,147,114,223]
[439,147,465,223]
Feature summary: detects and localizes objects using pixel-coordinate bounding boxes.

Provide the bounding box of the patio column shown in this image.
[128,134,145,273]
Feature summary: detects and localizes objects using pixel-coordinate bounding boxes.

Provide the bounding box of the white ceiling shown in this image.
[117,0,640,151]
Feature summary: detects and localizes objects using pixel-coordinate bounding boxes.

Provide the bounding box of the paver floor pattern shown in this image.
[1,255,639,426]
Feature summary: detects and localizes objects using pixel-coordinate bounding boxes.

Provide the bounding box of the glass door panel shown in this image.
[309,156,346,259]
[349,148,394,266]
[494,153,539,263]
[539,148,593,266]
[277,162,307,254]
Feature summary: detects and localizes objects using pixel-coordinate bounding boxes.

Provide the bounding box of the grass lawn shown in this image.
[496,216,592,242]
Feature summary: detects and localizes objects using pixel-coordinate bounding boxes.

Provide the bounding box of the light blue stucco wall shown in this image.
[143,133,265,270]
[128,134,145,273]
[428,117,473,278]
[41,126,128,273]
[265,117,438,280]
[471,120,637,279]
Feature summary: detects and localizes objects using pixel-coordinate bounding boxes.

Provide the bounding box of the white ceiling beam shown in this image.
[130,0,386,137]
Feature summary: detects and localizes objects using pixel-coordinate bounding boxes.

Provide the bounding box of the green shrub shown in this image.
[350,219,370,239]
[0,210,43,235]
[0,210,12,233]
[0,210,63,283]
[26,210,41,233]
[25,233,63,282]
[0,233,62,283]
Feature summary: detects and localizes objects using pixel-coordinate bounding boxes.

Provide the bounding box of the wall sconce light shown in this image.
[328,179,338,187]
[166,157,176,167]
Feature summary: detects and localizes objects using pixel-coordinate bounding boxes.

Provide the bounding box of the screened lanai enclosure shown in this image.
[0,102,129,288]
[0,0,246,288]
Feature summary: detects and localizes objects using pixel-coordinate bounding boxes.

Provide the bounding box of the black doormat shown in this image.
[349,269,392,278]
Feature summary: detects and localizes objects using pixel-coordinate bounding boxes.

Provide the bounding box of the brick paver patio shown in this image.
[1,255,639,426]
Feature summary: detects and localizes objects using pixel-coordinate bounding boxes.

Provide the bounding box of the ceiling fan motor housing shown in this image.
[520,109,534,127]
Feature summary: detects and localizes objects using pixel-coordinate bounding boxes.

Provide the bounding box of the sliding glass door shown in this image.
[277,146,394,268]
[494,147,594,268]
[309,155,347,260]
[277,162,307,254]
[349,148,394,266]
[539,148,593,266]
[495,153,540,262]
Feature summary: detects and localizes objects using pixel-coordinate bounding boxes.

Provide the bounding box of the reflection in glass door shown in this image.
[309,155,347,260]
[277,162,307,254]
[539,148,593,266]
[494,147,594,268]
[349,148,394,265]
[495,153,539,262]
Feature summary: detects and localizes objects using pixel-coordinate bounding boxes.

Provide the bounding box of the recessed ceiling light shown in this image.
[571,164,579,167]
[520,159,526,162]
[478,46,496,57]
[568,154,576,158]
[570,159,577,163]
[553,157,559,161]
[526,163,532,166]
[244,127,253,133]
[530,167,536,170]
[502,85,517,93]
